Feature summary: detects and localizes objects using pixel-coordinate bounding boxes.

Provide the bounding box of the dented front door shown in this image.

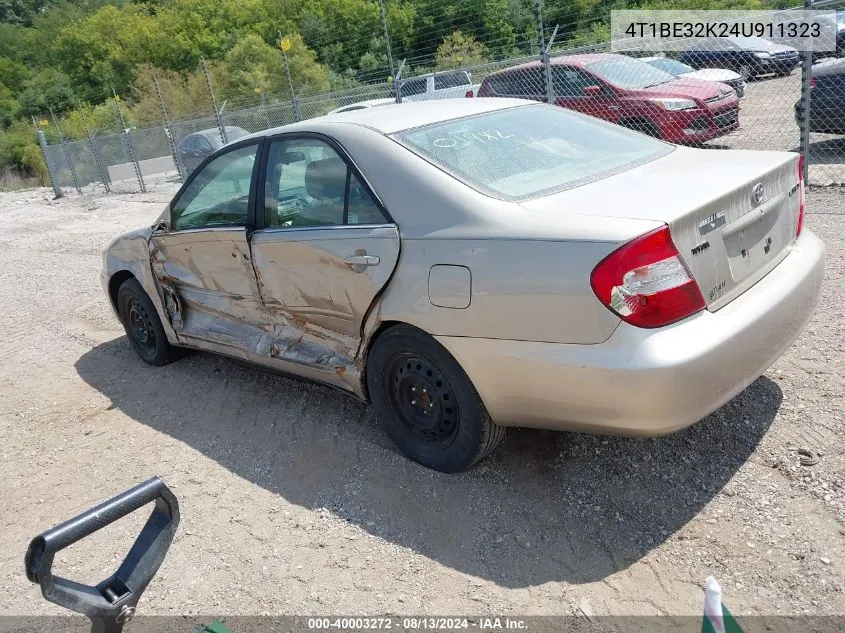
[249,136,400,372]
[150,142,266,352]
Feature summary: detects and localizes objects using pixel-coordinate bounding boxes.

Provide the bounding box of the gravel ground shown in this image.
[0,182,842,620]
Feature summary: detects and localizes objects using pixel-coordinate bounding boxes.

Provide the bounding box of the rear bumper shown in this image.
[437,230,825,436]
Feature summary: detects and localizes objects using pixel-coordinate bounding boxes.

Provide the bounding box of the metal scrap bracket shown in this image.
[25,477,180,633]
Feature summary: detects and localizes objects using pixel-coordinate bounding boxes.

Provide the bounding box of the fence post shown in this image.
[260,91,271,129]
[154,75,187,181]
[34,120,62,199]
[111,95,146,193]
[543,25,559,106]
[292,95,302,122]
[201,58,227,145]
[49,107,81,196]
[278,33,299,122]
[799,0,813,183]
[79,106,111,193]
[535,0,546,52]
[394,59,406,104]
[378,0,396,81]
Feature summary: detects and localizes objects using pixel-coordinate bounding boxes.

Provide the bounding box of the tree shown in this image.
[17,68,73,116]
[435,31,490,70]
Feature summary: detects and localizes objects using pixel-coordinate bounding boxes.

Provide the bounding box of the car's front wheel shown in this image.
[366,325,505,473]
[117,278,185,366]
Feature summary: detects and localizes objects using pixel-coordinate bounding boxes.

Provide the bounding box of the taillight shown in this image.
[810,77,817,89]
[465,90,474,98]
[590,226,706,329]
[797,154,805,237]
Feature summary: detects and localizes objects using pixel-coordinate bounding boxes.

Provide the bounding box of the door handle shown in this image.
[344,254,380,266]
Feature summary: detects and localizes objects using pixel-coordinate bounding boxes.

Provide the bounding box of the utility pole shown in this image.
[378,0,396,80]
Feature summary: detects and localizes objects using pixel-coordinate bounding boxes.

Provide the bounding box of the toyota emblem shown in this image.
[751,183,764,206]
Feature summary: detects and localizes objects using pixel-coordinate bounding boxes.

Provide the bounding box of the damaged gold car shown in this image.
[102,99,824,473]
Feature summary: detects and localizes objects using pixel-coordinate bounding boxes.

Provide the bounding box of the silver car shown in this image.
[102,99,825,472]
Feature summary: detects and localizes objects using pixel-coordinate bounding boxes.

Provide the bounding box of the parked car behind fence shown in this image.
[643,56,745,99]
[177,126,250,176]
[795,58,845,134]
[677,36,800,80]
[477,53,739,144]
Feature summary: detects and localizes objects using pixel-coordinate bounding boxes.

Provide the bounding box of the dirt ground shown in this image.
[0,182,842,620]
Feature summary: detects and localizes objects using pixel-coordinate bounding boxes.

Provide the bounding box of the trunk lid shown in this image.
[519,147,801,311]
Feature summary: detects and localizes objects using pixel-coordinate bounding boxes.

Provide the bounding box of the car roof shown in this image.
[190,126,245,139]
[813,58,845,76]
[239,98,531,138]
[483,52,629,77]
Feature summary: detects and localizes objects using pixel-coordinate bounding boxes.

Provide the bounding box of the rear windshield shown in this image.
[391,104,671,201]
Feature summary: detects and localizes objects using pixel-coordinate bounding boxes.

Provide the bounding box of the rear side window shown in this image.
[392,105,671,201]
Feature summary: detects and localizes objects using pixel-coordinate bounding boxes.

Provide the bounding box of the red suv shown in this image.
[477,53,740,143]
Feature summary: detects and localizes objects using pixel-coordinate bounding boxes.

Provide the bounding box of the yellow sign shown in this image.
[280,37,291,51]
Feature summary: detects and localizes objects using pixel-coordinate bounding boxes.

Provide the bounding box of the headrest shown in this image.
[305,157,346,200]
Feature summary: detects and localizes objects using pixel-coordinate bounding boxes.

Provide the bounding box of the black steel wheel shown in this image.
[367,325,505,472]
[385,353,460,446]
[117,278,185,366]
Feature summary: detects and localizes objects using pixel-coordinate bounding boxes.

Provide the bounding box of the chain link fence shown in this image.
[35,2,845,196]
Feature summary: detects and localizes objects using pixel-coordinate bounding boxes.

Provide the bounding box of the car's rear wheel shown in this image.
[366,325,505,473]
[738,64,753,80]
[117,278,185,366]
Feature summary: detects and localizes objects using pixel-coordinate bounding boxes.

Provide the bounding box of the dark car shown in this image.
[795,58,845,133]
[177,126,249,175]
[477,53,739,144]
[677,36,800,80]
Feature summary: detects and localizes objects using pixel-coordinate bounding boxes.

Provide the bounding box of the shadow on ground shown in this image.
[75,339,782,588]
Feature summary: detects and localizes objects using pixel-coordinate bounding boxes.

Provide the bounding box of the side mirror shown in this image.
[583,85,602,96]
[153,205,171,233]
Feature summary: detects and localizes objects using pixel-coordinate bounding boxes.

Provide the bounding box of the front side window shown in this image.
[171,143,257,230]
[434,72,470,90]
[263,138,387,228]
[553,67,602,97]
[392,104,671,201]
[401,78,427,97]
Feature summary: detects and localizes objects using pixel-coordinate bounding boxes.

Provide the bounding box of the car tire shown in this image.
[117,278,185,366]
[622,118,660,139]
[366,324,505,473]
[738,64,753,81]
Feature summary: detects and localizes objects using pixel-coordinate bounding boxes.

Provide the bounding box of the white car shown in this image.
[327,98,395,115]
[643,56,746,99]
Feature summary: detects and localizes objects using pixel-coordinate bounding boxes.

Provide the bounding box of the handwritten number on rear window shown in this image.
[433,130,514,148]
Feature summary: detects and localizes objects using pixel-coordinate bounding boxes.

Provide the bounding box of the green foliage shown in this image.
[0,119,45,183]
[0,0,791,182]
[18,68,74,117]
[435,31,490,70]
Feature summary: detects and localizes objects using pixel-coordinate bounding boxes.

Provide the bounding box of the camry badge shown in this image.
[751,183,764,206]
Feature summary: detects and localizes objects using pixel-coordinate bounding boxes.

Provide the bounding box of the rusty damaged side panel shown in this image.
[147,228,369,394]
